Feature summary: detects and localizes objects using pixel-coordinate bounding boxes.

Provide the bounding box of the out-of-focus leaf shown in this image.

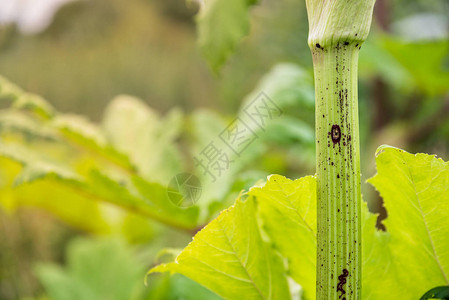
[0,77,198,230]
[0,110,57,141]
[382,37,449,96]
[130,174,199,228]
[54,114,107,147]
[0,76,54,119]
[166,274,223,300]
[0,75,23,99]
[188,109,227,155]
[102,95,183,183]
[239,63,315,158]
[150,196,291,300]
[241,63,315,112]
[187,109,246,214]
[360,33,449,96]
[365,146,449,299]
[0,76,135,174]
[0,156,156,239]
[13,93,55,120]
[262,116,314,146]
[0,143,198,230]
[36,238,145,300]
[0,143,79,185]
[196,0,259,72]
[0,171,110,234]
[63,169,198,230]
[54,113,135,173]
[359,37,414,93]
[146,274,223,300]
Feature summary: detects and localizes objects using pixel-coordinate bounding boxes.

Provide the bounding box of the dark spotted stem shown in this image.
[314,42,361,300]
[305,0,375,299]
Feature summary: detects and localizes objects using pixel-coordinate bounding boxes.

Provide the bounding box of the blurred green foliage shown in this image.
[36,237,221,300]
[0,60,316,298]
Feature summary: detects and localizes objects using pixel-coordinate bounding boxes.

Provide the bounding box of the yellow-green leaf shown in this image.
[251,175,316,300]
[150,196,291,300]
[366,146,449,298]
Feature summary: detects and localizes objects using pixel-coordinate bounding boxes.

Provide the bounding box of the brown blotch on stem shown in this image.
[337,269,349,299]
[331,125,341,144]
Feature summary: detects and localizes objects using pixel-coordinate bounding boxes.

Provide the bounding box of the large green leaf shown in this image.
[252,175,316,300]
[366,146,449,298]
[151,146,449,299]
[149,174,378,300]
[196,0,259,72]
[150,196,291,300]
[361,196,391,300]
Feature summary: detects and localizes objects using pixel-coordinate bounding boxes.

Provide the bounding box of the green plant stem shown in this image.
[313,43,362,299]
[305,1,375,298]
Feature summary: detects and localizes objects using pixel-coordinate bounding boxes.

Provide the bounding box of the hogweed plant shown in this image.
[0,0,448,299]
[308,0,375,298]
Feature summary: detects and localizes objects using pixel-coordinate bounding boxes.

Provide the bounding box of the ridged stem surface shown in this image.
[313,42,362,300]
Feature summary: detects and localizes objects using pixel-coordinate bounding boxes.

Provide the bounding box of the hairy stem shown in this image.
[305,0,375,299]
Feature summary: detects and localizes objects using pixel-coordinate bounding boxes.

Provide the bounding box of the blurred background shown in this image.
[0,0,448,299]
